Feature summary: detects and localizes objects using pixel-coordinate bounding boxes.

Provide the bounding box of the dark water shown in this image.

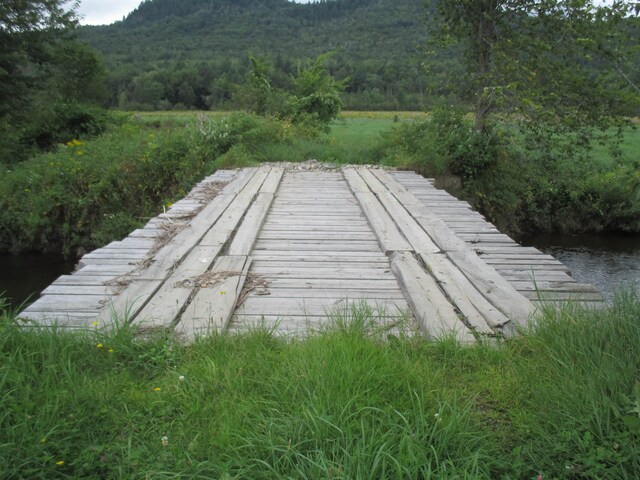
[521,233,640,302]
[0,254,75,312]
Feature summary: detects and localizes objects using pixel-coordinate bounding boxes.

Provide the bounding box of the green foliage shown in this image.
[234,53,345,135]
[380,109,500,180]
[379,115,640,234]
[428,0,639,152]
[0,118,214,255]
[2,293,640,477]
[288,53,345,133]
[0,1,108,163]
[81,0,432,112]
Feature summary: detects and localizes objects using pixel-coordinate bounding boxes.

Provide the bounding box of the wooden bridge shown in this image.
[19,164,602,341]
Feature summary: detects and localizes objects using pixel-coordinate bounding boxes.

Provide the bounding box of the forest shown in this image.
[80,0,444,111]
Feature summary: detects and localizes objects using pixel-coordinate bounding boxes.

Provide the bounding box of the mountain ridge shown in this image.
[81,0,434,110]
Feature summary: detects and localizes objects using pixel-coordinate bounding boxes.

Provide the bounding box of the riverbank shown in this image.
[2,111,638,257]
[2,293,639,478]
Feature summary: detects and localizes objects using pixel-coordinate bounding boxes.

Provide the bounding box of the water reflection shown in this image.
[521,233,640,302]
[0,254,74,312]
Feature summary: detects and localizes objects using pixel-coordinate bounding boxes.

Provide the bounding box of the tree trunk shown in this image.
[474,1,496,134]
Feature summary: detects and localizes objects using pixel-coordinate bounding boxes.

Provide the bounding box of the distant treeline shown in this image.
[80,0,639,113]
[80,0,448,111]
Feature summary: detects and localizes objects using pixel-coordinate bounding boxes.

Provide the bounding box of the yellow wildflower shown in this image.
[108,348,114,353]
[56,460,64,466]
[92,321,99,327]
[96,343,103,349]
[154,387,161,392]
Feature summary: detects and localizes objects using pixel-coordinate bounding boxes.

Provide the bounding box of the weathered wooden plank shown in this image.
[508,281,600,293]
[251,260,389,269]
[446,250,536,327]
[74,265,134,275]
[241,288,406,299]
[98,168,264,322]
[522,291,604,301]
[258,232,375,241]
[355,168,441,254]
[367,168,469,253]
[498,270,575,282]
[16,310,99,327]
[82,251,149,259]
[252,242,383,252]
[472,246,545,254]
[133,245,226,328]
[97,280,163,323]
[42,285,117,296]
[228,193,277,255]
[260,278,401,290]
[176,255,251,339]
[238,297,410,317]
[198,168,271,247]
[21,294,109,311]
[390,252,474,343]
[420,252,508,331]
[250,255,388,264]
[77,258,142,267]
[349,190,412,253]
[52,274,123,286]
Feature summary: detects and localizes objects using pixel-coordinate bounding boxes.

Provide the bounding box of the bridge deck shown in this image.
[19,164,602,340]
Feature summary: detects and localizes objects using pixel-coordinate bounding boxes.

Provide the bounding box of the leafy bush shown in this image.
[234,53,345,136]
[379,108,501,180]
[22,102,113,152]
[0,120,212,256]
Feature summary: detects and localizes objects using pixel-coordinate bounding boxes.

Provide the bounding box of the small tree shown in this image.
[428,0,639,147]
[289,53,345,132]
[234,53,345,134]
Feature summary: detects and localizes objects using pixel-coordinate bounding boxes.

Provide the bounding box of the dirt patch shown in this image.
[176,270,243,289]
[196,180,228,203]
[237,272,271,306]
[102,275,134,295]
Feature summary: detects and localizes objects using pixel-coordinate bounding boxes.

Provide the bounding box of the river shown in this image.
[1,233,638,312]
[520,232,640,302]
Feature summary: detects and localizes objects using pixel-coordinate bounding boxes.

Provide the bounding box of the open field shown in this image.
[2,293,639,478]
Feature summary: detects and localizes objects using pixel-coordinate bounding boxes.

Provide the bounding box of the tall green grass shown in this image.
[2,294,639,478]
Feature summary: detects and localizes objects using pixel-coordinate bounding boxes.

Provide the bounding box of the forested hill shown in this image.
[81,0,438,110]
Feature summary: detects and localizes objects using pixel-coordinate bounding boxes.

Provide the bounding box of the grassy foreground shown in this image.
[1,295,639,479]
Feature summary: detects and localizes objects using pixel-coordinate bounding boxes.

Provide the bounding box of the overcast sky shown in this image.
[77,0,314,25]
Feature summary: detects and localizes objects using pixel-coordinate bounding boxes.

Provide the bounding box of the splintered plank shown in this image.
[420,253,508,332]
[367,168,469,253]
[132,245,226,329]
[390,252,474,343]
[176,256,251,339]
[446,249,536,327]
[136,170,255,281]
[227,168,282,255]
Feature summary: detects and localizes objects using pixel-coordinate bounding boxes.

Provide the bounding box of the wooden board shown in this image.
[390,252,475,343]
[420,252,508,331]
[176,256,251,339]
